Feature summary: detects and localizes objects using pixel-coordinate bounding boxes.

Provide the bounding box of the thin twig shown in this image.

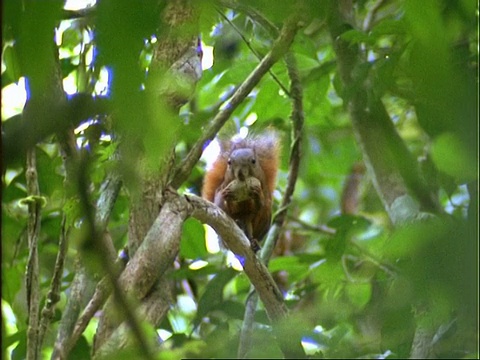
[216,9,291,97]
[362,0,387,31]
[288,215,336,235]
[25,148,42,360]
[238,50,306,359]
[218,0,279,37]
[271,52,304,229]
[37,214,69,349]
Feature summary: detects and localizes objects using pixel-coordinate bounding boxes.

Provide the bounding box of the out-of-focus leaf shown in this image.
[340,29,372,45]
[431,132,477,182]
[193,267,237,327]
[18,1,63,96]
[327,214,371,232]
[2,46,21,86]
[10,332,26,360]
[370,19,407,37]
[345,282,371,309]
[1,265,24,306]
[255,79,290,120]
[311,260,345,290]
[269,255,311,283]
[69,335,91,360]
[180,219,207,259]
[35,146,63,198]
[216,300,245,320]
[61,25,82,50]
[60,58,77,78]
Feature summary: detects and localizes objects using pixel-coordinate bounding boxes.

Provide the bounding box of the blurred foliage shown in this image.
[1,0,478,359]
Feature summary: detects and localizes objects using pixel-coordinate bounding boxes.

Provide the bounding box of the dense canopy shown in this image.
[1,0,478,359]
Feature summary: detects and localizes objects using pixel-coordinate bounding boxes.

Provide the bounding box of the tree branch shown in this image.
[37,214,68,350]
[93,190,187,356]
[51,264,96,360]
[326,2,448,358]
[24,148,42,360]
[185,193,288,321]
[187,192,306,357]
[362,0,387,31]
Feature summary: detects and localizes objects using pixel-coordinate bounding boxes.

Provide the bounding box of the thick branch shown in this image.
[63,259,121,358]
[92,188,296,356]
[187,193,305,357]
[63,166,123,352]
[120,197,186,299]
[186,193,288,321]
[93,193,186,354]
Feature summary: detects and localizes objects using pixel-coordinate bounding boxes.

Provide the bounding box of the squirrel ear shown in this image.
[218,138,231,153]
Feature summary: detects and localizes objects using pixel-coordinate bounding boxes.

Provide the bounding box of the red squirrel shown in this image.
[202,132,280,251]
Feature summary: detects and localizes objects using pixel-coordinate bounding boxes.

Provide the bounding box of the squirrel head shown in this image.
[227,148,258,181]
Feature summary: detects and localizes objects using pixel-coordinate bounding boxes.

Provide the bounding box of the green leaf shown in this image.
[69,336,91,360]
[345,282,372,309]
[10,332,26,360]
[340,29,372,45]
[311,260,345,290]
[370,19,407,37]
[431,132,477,182]
[327,214,371,233]
[61,26,83,50]
[216,300,246,320]
[170,264,219,281]
[180,219,207,259]
[268,255,311,283]
[193,267,237,327]
[1,265,24,306]
[60,58,77,78]
[18,1,63,96]
[2,46,21,86]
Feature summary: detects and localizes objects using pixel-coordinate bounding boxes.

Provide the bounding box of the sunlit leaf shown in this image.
[180,219,207,259]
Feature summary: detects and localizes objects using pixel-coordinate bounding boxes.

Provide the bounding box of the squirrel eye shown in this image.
[227,159,232,165]
[251,158,256,164]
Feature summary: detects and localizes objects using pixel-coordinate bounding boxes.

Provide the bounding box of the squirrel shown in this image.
[202,132,280,251]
